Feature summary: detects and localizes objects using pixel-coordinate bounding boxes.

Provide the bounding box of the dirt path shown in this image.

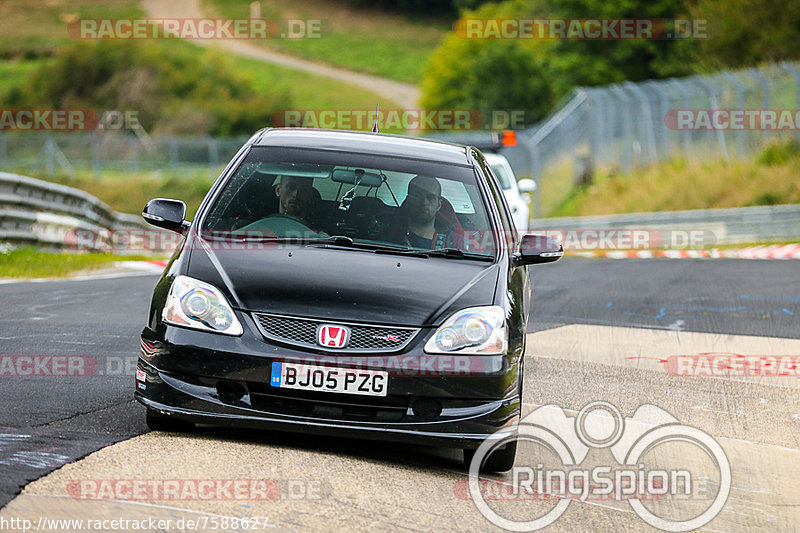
[142,0,420,109]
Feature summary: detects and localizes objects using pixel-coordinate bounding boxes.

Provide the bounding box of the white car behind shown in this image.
[484,153,536,231]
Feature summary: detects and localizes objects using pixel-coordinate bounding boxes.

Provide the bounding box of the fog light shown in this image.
[412,399,442,419]
[216,381,246,404]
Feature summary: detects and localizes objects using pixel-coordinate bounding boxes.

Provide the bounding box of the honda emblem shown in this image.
[316,324,351,349]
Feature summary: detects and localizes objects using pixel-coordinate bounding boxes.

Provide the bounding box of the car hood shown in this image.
[186,239,501,327]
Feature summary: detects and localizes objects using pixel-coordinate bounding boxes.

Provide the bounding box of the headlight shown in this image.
[424,306,507,354]
[162,275,243,336]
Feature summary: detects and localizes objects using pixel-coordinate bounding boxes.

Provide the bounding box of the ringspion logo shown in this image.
[468,401,730,531]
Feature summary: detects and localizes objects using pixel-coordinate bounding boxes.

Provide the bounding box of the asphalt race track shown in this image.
[0,258,798,531]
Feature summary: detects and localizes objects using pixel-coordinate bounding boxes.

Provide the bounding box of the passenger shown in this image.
[384,175,462,249]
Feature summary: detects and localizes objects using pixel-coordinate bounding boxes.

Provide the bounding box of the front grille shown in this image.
[252,313,418,353]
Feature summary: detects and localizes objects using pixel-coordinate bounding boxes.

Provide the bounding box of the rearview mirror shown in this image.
[515,233,563,265]
[143,198,189,233]
[517,178,536,193]
[331,168,383,187]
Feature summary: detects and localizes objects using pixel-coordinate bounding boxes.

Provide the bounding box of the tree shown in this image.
[421,0,558,128]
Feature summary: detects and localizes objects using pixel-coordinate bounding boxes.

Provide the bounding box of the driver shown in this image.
[241,174,327,237]
[275,175,315,221]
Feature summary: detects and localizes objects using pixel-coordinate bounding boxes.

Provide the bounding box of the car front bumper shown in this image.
[135,322,522,449]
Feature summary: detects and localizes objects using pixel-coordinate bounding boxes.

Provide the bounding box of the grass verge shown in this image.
[549,140,800,217]
[206,0,448,84]
[28,170,215,218]
[0,247,159,279]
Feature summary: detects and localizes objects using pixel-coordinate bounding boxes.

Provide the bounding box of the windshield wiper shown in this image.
[316,239,494,261]
[307,236,419,254]
[424,248,495,261]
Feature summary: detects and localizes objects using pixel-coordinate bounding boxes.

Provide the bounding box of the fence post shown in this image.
[667,78,692,159]
[722,72,745,156]
[645,80,671,161]
[91,132,101,179]
[130,135,139,173]
[208,137,219,179]
[779,62,800,142]
[44,137,55,178]
[0,132,7,170]
[694,76,729,162]
[587,89,604,171]
[749,68,771,142]
[610,85,633,173]
[624,81,658,165]
[169,137,179,177]
[530,142,542,218]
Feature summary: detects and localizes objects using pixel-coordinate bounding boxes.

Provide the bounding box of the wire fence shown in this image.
[0,132,249,180]
[499,61,800,215]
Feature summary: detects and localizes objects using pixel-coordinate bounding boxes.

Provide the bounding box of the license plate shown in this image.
[270,362,388,397]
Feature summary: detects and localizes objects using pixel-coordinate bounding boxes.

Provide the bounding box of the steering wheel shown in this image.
[263,213,314,228]
[238,213,328,238]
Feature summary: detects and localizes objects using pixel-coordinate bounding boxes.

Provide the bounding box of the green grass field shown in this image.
[206,0,448,84]
[0,0,145,56]
[230,53,402,111]
[0,0,402,113]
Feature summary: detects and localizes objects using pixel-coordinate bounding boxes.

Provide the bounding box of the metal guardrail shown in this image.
[0,171,160,250]
[530,204,800,246]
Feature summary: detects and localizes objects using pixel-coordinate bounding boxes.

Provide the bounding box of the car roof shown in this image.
[254,128,472,166]
[483,153,509,164]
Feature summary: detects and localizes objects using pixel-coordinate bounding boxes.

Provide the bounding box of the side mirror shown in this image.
[143,198,189,233]
[517,178,537,194]
[515,233,563,265]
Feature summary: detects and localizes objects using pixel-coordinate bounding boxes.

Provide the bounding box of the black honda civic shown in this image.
[135,128,561,472]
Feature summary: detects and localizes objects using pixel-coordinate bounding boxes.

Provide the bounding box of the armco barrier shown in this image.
[530,204,800,246]
[0,171,170,251]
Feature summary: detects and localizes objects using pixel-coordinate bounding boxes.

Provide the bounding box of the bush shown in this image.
[7,40,290,136]
[758,139,800,166]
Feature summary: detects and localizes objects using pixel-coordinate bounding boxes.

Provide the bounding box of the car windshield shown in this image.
[201,146,499,258]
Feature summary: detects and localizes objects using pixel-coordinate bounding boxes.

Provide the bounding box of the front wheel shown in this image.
[464,440,518,473]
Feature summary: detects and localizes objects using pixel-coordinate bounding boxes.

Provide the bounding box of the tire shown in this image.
[464,354,523,473]
[464,440,518,473]
[145,409,194,433]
